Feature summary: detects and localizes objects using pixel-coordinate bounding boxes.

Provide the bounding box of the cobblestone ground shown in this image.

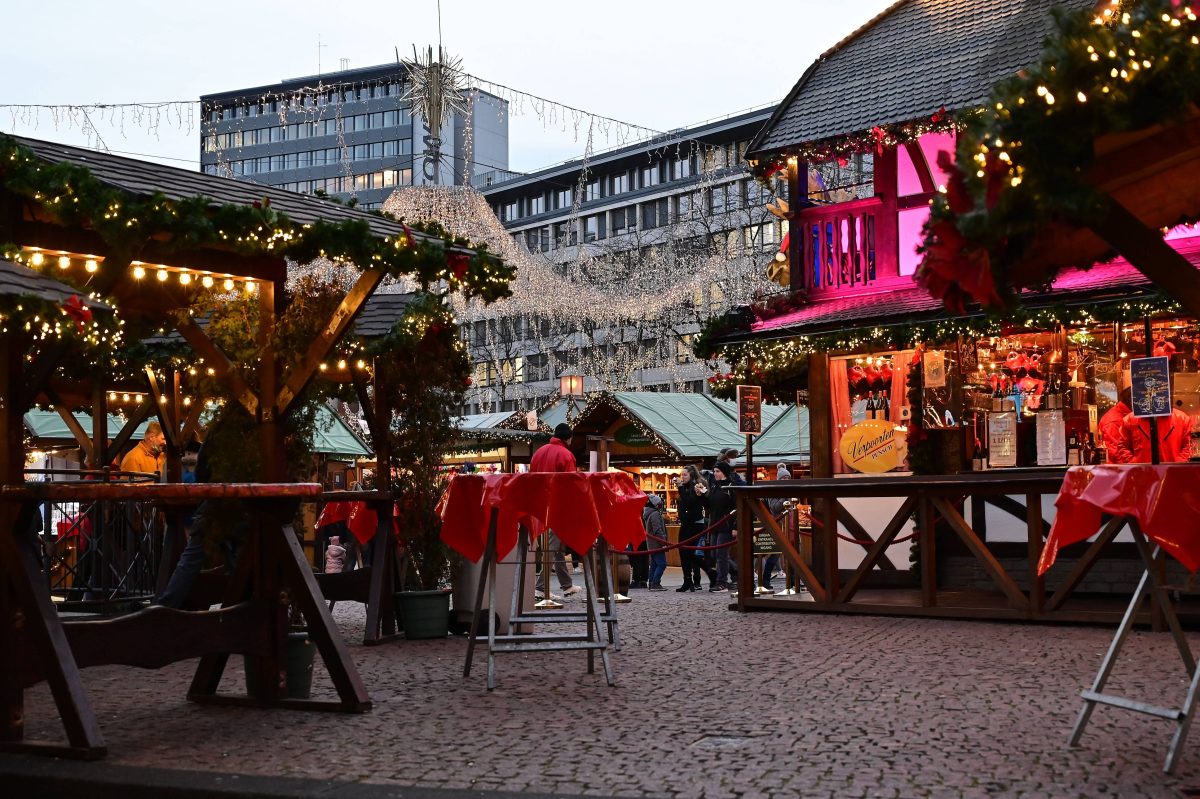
[21,568,1200,798]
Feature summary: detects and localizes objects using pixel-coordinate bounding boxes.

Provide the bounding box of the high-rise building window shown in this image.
[610,173,629,195]
[528,195,544,216]
[554,188,572,209]
[585,180,601,202]
[583,214,605,242]
[671,157,692,181]
[641,164,660,188]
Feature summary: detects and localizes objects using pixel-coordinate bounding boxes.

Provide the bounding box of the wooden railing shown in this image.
[730,471,1169,624]
[796,197,882,292]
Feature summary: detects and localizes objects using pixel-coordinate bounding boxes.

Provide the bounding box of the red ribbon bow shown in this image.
[61,295,92,332]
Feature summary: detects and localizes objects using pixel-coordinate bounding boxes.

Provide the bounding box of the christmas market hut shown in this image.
[0,132,511,755]
[447,411,546,473]
[698,0,1200,621]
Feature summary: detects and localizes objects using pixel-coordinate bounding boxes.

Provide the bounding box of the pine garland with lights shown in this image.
[750,106,956,184]
[0,134,514,302]
[916,0,1200,311]
[696,290,1179,400]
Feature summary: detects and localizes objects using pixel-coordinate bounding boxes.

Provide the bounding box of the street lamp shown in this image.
[559,374,586,423]
[558,374,585,397]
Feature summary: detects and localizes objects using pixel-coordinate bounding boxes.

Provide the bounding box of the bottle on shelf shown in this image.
[1082,432,1099,465]
[1066,429,1082,466]
[991,380,1005,412]
[878,391,891,421]
[865,391,877,420]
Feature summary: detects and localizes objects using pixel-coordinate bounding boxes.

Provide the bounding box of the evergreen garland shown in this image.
[917,0,1200,310]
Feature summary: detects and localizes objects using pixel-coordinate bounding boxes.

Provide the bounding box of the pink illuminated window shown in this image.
[898,206,929,277]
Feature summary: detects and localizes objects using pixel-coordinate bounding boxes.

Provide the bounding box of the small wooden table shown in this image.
[1043,464,1200,773]
[0,481,371,760]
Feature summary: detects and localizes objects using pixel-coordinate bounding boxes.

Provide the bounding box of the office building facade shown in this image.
[467,106,784,415]
[200,63,508,210]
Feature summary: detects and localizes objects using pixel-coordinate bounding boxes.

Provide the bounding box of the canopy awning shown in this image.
[24,405,369,458]
[752,405,811,461]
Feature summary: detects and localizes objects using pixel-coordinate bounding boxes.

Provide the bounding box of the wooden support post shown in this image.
[807,352,838,596]
[1088,197,1200,320]
[1027,492,1045,616]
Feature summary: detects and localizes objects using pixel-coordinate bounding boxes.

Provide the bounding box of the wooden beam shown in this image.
[174,316,258,416]
[1087,197,1200,319]
[835,501,898,570]
[1045,516,1126,612]
[275,266,387,419]
[743,496,826,602]
[144,367,179,449]
[903,141,937,193]
[836,496,917,604]
[932,497,1029,611]
[42,386,93,463]
[109,398,154,460]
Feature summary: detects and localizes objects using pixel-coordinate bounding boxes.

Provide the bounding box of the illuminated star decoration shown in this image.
[401,45,469,184]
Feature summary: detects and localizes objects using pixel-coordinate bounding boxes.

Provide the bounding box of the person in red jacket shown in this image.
[1122,407,1194,463]
[1098,387,1134,464]
[532,423,582,599]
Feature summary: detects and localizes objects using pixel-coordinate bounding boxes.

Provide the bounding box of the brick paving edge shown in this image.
[0,754,628,799]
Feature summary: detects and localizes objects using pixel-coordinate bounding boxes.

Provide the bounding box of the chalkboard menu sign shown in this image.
[1130,356,1172,418]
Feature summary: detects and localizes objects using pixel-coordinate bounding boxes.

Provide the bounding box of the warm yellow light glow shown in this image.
[206,367,215,376]
[109,392,117,401]
[356,360,366,370]
[319,363,328,371]
[183,397,192,406]
[157,269,169,282]
[134,394,143,403]
[30,251,44,267]
[122,393,131,402]
[201,275,214,288]
[223,278,235,291]
[179,272,192,285]
[57,255,70,269]
[84,258,99,273]
[244,281,257,294]
[133,265,146,279]
[337,360,347,370]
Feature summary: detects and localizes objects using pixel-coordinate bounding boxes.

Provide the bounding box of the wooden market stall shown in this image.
[703,0,1200,622]
[566,390,796,565]
[0,133,509,756]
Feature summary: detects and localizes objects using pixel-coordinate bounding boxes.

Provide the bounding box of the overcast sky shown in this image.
[3,0,896,173]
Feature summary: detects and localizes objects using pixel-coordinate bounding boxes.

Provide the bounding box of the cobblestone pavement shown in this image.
[19,568,1200,798]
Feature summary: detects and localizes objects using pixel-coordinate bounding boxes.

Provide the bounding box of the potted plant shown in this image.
[369,294,470,640]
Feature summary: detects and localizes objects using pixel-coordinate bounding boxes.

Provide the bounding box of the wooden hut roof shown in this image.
[748,0,1093,158]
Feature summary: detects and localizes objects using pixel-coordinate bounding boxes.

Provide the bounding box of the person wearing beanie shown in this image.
[707,459,738,592]
[531,422,582,599]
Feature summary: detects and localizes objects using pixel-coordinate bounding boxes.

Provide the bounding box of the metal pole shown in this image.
[1144,316,1161,465]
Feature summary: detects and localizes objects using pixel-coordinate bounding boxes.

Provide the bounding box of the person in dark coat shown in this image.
[675,464,713,592]
[707,461,738,592]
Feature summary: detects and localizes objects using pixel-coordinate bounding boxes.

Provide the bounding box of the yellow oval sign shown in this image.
[839,420,906,473]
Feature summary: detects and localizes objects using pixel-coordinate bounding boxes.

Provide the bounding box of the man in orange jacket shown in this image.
[1098,387,1134,464]
[1122,407,1194,463]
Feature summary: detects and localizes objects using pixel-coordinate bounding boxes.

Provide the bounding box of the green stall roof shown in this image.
[752,405,811,461]
[24,410,150,444]
[24,405,370,458]
[606,391,748,459]
[709,398,790,431]
[311,405,372,458]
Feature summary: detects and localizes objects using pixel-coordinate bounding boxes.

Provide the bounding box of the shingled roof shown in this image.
[351,292,418,337]
[0,258,109,310]
[748,0,1094,158]
[11,135,430,242]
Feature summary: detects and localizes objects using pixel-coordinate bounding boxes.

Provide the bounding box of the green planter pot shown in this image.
[395,589,451,640]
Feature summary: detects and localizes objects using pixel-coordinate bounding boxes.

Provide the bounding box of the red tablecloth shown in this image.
[1040,464,1200,575]
[437,472,647,562]
[317,500,398,546]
